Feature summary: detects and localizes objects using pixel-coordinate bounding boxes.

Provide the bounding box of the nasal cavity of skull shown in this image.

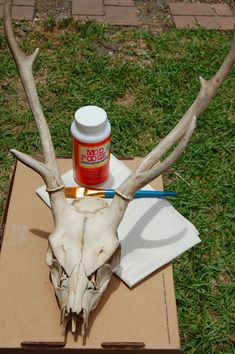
[59,272,68,289]
[87,272,97,290]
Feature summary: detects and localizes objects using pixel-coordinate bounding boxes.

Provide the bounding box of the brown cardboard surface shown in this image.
[0,158,180,353]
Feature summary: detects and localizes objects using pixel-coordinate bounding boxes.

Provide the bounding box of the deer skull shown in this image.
[46,197,121,334]
[4,0,235,336]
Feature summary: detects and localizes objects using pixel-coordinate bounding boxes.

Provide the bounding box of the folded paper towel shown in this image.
[36,154,201,287]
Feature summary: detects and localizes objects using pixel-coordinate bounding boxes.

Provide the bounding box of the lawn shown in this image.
[0,18,234,353]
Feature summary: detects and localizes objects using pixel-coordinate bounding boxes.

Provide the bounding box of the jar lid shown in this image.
[74,106,107,134]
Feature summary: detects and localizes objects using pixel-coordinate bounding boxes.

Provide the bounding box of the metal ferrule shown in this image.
[64,187,105,199]
[84,189,105,198]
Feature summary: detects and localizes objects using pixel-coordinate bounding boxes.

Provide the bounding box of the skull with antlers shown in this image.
[3,0,235,336]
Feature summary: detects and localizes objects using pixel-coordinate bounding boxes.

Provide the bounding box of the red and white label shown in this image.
[73,137,111,185]
[79,142,110,168]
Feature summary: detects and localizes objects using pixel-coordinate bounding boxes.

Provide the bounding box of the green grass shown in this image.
[0,19,234,353]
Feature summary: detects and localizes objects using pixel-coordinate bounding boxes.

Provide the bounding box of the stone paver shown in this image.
[196,15,235,30]
[104,0,135,6]
[0,0,35,4]
[169,2,235,30]
[72,0,104,16]
[105,5,139,25]
[0,2,35,20]
[12,4,34,19]
[217,16,235,30]
[13,0,36,5]
[72,0,140,25]
[196,16,220,29]
[172,15,196,29]
[211,4,233,17]
[169,3,214,16]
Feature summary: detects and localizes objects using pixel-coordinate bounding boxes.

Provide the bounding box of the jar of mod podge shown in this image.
[71,105,111,186]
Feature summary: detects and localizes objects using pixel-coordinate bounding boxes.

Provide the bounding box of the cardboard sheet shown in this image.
[0,159,181,353]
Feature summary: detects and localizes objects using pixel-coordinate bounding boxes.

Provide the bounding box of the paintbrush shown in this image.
[64,187,177,199]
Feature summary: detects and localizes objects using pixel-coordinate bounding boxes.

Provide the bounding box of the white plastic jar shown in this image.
[71,105,111,186]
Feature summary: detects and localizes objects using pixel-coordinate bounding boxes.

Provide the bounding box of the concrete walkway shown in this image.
[0,0,36,20]
[169,2,235,30]
[72,0,140,26]
[0,0,234,30]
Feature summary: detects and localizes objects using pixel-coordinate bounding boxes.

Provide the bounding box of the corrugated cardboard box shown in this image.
[0,159,181,353]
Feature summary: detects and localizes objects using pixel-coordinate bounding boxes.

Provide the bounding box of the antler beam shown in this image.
[111,34,235,207]
[4,0,65,194]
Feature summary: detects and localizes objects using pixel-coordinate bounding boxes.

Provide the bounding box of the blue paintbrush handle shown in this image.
[104,189,177,198]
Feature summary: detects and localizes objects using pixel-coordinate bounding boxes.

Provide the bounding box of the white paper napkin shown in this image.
[36,154,201,287]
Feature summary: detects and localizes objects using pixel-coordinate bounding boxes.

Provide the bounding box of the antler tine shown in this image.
[4,0,66,212]
[116,116,196,199]
[109,33,235,225]
[138,116,196,186]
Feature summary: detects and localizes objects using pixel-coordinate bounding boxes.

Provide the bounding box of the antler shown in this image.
[109,33,235,222]
[4,0,67,219]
